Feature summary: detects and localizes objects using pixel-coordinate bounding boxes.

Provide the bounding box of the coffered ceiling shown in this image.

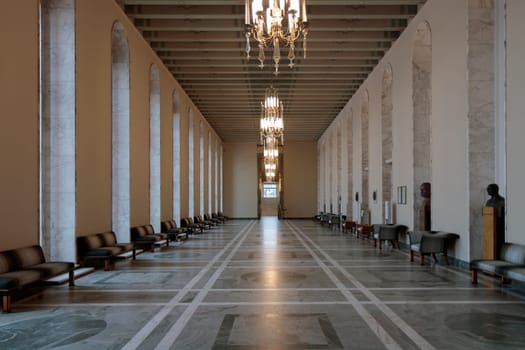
[122,0,426,142]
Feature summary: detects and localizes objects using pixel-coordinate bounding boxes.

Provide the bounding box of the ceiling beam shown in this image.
[130,14,414,20]
[125,0,424,6]
[137,26,406,32]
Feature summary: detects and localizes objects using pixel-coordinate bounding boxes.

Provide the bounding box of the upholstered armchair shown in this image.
[373,224,407,250]
[409,231,459,265]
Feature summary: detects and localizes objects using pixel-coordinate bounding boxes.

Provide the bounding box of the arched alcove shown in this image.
[111,21,130,243]
[413,21,432,231]
[382,64,394,223]
[149,64,161,232]
[361,91,370,223]
[173,90,181,222]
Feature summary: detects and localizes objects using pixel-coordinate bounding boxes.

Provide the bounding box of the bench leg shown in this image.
[420,255,425,266]
[132,248,136,260]
[68,270,75,286]
[471,269,478,284]
[2,295,11,313]
[379,241,382,250]
[104,259,111,271]
[410,250,414,262]
[443,254,449,266]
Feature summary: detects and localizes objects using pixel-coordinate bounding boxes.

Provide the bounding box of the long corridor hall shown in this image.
[2,219,525,349]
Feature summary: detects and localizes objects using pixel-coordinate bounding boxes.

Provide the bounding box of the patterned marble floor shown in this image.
[2,218,525,349]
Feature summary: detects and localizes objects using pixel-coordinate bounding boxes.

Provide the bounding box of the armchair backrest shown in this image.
[161,220,178,231]
[99,231,118,246]
[500,243,525,264]
[408,231,422,245]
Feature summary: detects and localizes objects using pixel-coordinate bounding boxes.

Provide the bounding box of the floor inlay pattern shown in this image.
[2,218,525,349]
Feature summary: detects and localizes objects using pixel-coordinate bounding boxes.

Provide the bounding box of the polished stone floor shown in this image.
[2,218,525,349]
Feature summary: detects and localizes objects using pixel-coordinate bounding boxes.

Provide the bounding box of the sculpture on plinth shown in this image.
[419,182,431,231]
[485,183,505,257]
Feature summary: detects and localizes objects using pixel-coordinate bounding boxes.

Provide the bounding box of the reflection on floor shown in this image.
[2,218,525,349]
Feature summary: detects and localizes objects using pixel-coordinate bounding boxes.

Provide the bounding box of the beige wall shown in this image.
[75,0,115,234]
[506,0,525,245]
[0,1,39,250]
[283,142,318,218]
[0,0,222,251]
[75,0,221,234]
[223,143,258,218]
[320,0,471,260]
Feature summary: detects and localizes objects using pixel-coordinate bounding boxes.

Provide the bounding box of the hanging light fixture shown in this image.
[245,0,308,75]
[264,157,277,181]
[263,135,279,160]
[260,86,284,144]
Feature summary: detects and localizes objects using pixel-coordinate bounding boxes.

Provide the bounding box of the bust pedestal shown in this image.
[482,207,497,259]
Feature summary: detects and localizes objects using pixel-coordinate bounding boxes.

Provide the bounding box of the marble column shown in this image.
[111,22,130,244]
[347,110,353,219]
[41,0,76,262]
[382,65,394,223]
[150,64,161,232]
[412,22,432,231]
[468,0,495,260]
[173,91,182,221]
[361,92,370,222]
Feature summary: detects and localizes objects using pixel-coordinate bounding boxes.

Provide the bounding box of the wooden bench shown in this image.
[471,243,525,284]
[161,219,188,241]
[77,231,137,271]
[130,224,168,252]
[0,245,74,312]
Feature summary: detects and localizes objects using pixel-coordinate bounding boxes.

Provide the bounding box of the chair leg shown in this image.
[420,255,425,266]
[2,295,11,313]
[104,259,111,271]
[379,241,382,250]
[444,254,449,266]
[68,270,75,286]
[132,248,136,260]
[410,250,414,262]
[431,253,438,263]
[373,238,377,248]
[471,269,478,284]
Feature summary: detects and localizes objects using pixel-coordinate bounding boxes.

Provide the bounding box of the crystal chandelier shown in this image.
[263,135,279,160]
[260,86,284,144]
[264,157,277,180]
[245,0,308,74]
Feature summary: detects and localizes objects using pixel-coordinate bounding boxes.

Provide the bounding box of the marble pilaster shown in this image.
[361,92,370,215]
[347,110,353,219]
[173,92,182,221]
[412,22,432,231]
[111,22,130,243]
[41,0,76,262]
[150,65,161,232]
[468,0,495,260]
[188,108,194,218]
[382,65,393,223]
